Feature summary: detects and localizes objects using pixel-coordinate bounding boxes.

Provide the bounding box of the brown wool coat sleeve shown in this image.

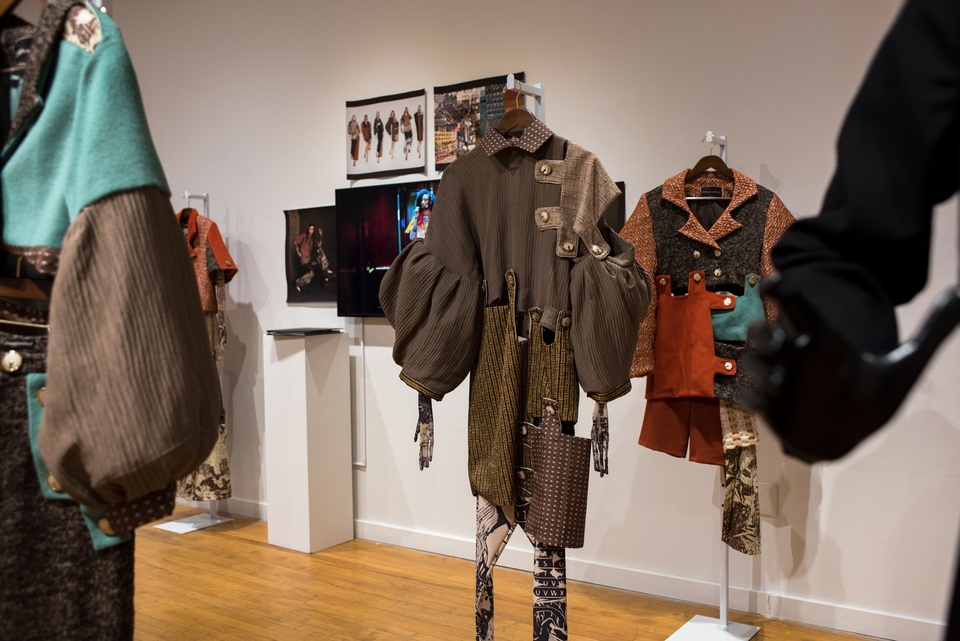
[39,187,221,511]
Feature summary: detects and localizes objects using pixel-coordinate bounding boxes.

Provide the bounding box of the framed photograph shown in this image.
[433,72,524,171]
[284,206,337,303]
[346,89,427,180]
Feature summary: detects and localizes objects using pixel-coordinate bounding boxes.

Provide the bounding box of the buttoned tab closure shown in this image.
[563,242,575,252]
[539,211,549,222]
[724,361,734,371]
[748,275,759,286]
[1,350,22,373]
[723,297,733,307]
[692,273,703,282]
[540,164,551,175]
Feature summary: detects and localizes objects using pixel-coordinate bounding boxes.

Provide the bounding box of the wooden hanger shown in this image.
[496,107,537,135]
[687,154,733,179]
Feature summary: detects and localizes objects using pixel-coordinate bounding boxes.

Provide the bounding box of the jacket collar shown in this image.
[479,119,553,156]
[177,208,200,257]
[661,167,758,249]
[2,0,87,152]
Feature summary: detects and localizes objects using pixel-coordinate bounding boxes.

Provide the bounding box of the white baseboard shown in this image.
[354,519,945,641]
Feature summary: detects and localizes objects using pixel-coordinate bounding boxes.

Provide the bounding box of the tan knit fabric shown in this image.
[40,187,221,510]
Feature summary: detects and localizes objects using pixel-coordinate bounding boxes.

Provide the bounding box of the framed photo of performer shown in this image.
[284,206,337,303]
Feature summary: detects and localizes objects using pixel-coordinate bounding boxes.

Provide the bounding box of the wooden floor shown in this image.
[135,507,882,641]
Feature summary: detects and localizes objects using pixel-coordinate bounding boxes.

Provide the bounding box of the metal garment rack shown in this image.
[505,73,546,122]
[667,134,759,641]
[154,191,233,535]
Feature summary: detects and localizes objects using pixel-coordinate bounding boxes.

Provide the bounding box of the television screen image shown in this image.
[336,180,439,317]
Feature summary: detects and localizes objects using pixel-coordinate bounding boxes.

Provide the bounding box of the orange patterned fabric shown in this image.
[176,208,238,313]
[621,169,795,377]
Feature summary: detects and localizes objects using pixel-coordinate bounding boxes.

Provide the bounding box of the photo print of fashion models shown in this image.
[346,89,426,180]
[284,206,337,303]
[433,72,524,171]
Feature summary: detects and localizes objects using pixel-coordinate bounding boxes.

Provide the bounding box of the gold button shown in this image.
[714,249,722,257]
[517,470,526,479]
[1,350,22,373]
[98,518,116,536]
[724,361,733,371]
[658,277,667,286]
[693,273,703,282]
[591,244,602,255]
[540,164,551,175]
[561,317,571,328]
[693,250,701,259]
[37,386,46,406]
[723,297,732,307]
[539,211,549,222]
[563,242,575,252]
[46,474,62,492]
[544,405,556,416]
[714,268,723,277]
[748,275,759,286]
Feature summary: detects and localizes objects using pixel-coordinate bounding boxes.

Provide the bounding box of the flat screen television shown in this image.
[336,180,439,317]
[335,180,626,317]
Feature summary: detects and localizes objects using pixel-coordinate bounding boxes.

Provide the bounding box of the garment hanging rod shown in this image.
[506,73,546,122]
[184,191,209,218]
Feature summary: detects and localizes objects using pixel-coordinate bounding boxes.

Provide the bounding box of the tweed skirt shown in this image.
[0,328,134,640]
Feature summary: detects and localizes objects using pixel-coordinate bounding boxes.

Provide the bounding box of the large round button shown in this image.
[714,268,723,278]
[517,470,526,480]
[1,350,22,373]
[658,277,667,286]
[539,211,549,222]
[561,317,571,328]
[37,386,46,406]
[748,275,759,286]
[692,273,703,282]
[540,164,551,175]
[46,474,62,492]
[544,405,556,416]
[98,518,116,536]
[714,249,722,257]
[723,297,733,307]
[563,242,575,252]
[724,361,734,371]
[693,250,701,259]
[591,244,602,255]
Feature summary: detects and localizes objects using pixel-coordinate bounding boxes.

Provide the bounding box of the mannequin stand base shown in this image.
[667,615,759,640]
[154,512,233,534]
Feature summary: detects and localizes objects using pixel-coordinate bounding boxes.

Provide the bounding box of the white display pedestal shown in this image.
[263,329,353,553]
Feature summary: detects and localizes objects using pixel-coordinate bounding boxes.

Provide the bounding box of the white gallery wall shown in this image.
[107,1,959,639]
